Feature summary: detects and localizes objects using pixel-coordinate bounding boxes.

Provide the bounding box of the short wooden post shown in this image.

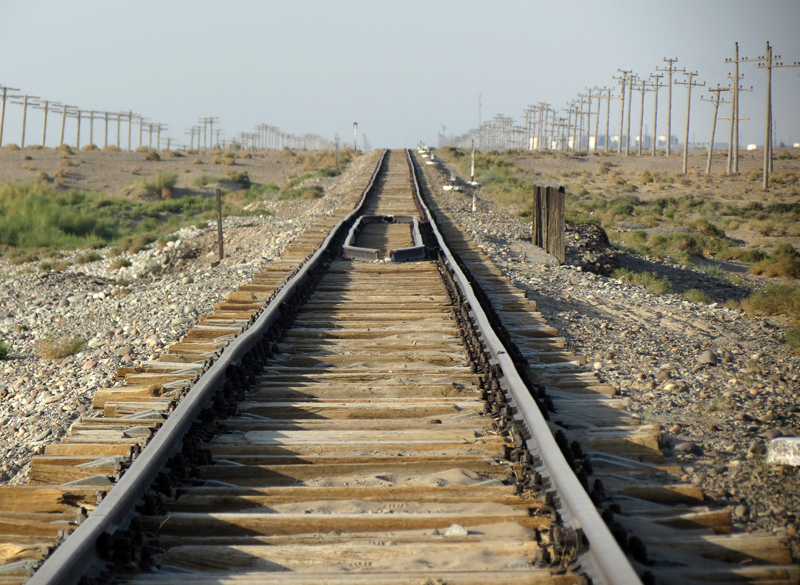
[215,188,224,262]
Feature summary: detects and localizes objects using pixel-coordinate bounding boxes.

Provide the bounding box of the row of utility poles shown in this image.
[0,84,339,153]
[443,41,798,187]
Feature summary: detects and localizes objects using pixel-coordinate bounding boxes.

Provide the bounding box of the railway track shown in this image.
[0,149,795,584]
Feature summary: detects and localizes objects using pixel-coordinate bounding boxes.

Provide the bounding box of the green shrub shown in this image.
[739,284,800,320]
[192,174,221,187]
[76,251,103,264]
[0,340,10,359]
[749,244,800,278]
[786,323,800,348]
[683,289,713,304]
[140,171,177,195]
[279,185,324,200]
[612,268,674,295]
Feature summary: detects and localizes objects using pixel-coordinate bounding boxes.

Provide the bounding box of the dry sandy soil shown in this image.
[0,145,320,200]
[503,147,800,251]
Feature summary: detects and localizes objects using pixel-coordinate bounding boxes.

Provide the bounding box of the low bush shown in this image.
[76,251,103,264]
[279,185,324,200]
[749,244,800,278]
[35,335,87,359]
[612,268,674,295]
[683,289,713,304]
[0,340,9,359]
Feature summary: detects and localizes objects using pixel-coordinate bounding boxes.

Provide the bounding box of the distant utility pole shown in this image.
[675,71,705,175]
[155,123,167,150]
[656,58,683,155]
[11,94,40,147]
[649,73,665,155]
[721,79,751,175]
[632,78,653,156]
[740,41,800,189]
[0,85,20,147]
[58,105,76,146]
[32,100,60,147]
[127,111,135,151]
[724,42,744,173]
[353,122,358,150]
[625,75,636,156]
[590,87,604,152]
[602,88,613,152]
[139,116,148,148]
[613,70,631,154]
[69,109,83,148]
[87,110,101,147]
[198,117,218,152]
[701,86,730,174]
[334,133,339,170]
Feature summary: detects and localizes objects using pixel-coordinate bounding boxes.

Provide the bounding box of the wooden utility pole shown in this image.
[724,43,744,173]
[603,88,613,152]
[590,87,604,153]
[58,105,76,146]
[649,73,666,155]
[656,58,683,155]
[675,71,705,175]
[625,75,636,156]
[32,100,60,147]
[632,78,653,155]
[701,86,730,174]
[0,85,20,147]
[11,94,40,147]
[739,42,800,188]
[613,70,631,153]
[155,123,167,150]
[722,79,751,175]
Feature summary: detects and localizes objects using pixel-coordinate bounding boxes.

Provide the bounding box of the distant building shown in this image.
[747,144,758,151]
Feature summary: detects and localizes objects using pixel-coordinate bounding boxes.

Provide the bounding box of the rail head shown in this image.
[405,148,641,585]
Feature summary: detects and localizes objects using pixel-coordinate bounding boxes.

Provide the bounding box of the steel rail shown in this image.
[405,148,642,585]
[28,149,389,585]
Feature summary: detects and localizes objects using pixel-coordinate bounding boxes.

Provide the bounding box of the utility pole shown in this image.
[656,58,683,155]
[155,123,167,150]
[701,86,730,174]
[675,71,705,175]
[353,122,358,150]
[632,78,653,155]
[613,70,631,154]
[625,74,636,156]
[11,94,40,147]
[603,88,613,152]
[590,87,604,153]
[0,85,20,147]
[32,100,60,147]
[725,43,744,173]
[58,105,76,146]
[649,73,665,155]
[739,42,800,188]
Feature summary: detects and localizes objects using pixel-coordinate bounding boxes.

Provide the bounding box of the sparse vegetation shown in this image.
[0,340,10,359]
[612,267,674,295]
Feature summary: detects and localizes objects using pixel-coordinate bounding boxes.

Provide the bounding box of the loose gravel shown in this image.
[0,151,380,485]
[416,152,800,558]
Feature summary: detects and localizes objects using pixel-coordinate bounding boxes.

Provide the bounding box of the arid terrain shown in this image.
[0,144,798,562]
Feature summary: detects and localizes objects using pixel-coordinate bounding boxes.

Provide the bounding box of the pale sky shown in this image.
[1,0,798,149]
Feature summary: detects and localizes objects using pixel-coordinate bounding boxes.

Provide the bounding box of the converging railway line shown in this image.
[1,150,796,585]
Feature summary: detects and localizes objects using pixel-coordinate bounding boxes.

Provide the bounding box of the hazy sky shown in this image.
[1,1,799,149]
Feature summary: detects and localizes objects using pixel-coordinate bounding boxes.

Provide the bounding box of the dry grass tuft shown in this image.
[81,144,99,151]
[35,335,87,359]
